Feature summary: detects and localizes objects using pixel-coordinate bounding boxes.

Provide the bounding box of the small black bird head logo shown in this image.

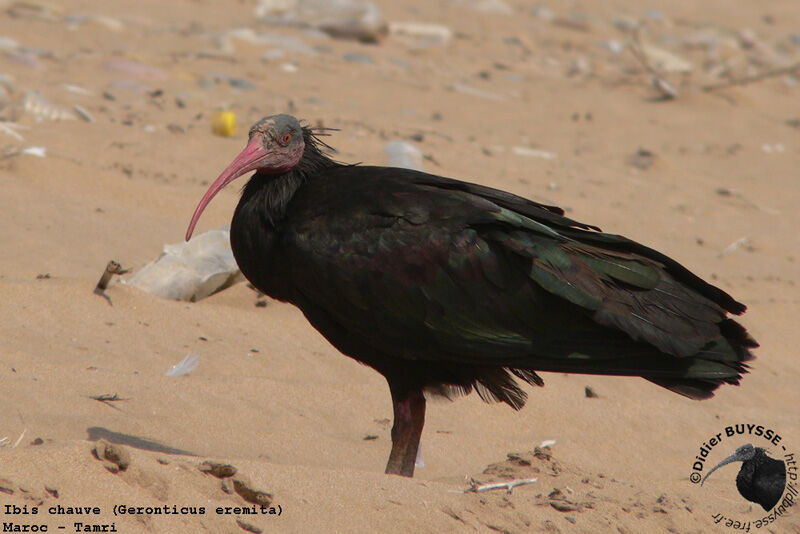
[702,443,787,511]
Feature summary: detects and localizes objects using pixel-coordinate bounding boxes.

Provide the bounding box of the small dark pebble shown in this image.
[628,148,655,170]
[408,132,424,142]
[255,300,268,308]
[564,515,576,524]
[229,78,255,90]
[30,437,44,446]
[343,52,373,64]
[102,92,115,101]
[363,434,379,440]
[175,97,186,108]
[36,273,50,279]
[584,386,599,398]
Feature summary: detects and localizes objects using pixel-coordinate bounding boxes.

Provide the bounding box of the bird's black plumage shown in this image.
[188,115,758,477]
[702,444,785,511]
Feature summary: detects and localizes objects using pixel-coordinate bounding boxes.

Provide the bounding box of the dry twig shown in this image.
[702,61,800,92]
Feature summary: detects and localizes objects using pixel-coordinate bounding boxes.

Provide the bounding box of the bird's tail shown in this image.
[643,318,757,399]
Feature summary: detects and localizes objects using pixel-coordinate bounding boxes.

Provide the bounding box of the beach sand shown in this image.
[0,0,798,532]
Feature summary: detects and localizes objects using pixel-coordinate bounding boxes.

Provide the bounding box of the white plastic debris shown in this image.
[415,442,424,468]
[641,44,692,73]
[384,141,424,171]
[540,439,557,448]
[456,0,513,15]
[512,146,556,160]
[165,353,200,377]
[388,22,452,47]
[124,228,243,301]
[19,91,77,122]
[255,0,387,42]
[21,146,46,157]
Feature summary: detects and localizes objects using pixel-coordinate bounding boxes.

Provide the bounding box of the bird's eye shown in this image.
[282,132,292,144]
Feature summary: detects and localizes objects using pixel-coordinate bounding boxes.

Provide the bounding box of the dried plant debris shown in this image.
[198,460,237,479]
[88,393,128,410]
[92,439,131,473]
[231,476,273,507]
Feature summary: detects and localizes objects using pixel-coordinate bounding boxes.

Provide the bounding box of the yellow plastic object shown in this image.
[212,110,237,137]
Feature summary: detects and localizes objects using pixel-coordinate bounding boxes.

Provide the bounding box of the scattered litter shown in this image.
[212,110,237,137]
[61,83,94,96]
[21,146,46,157]
[641,44,692,73]
[718,236,749,258]
[384,141,424,171]
[540,439,557,448]
[512,146,556,160]
[629,34,679,99]
[73,105,93,122]
[124,228,243,301]
[449,82,506,101]
[18,91,76,121]
[457,0,513,15]
[255,0,387,43]
[761,143,785,153]
[0,122,27,141]
[343,52,373,64]
[388,22,452,46]
[103,59,168,82]
[229,77,254,90]
[11,429,26,449]
[464,477,538,494]
[165,354,200,377]
[702,61,800,92]
[215,28,318,56]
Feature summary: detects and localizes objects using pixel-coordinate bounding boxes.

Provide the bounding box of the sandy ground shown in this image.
[1,0,799,532]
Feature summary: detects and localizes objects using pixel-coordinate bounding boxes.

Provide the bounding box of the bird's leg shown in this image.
[385,389,426,477]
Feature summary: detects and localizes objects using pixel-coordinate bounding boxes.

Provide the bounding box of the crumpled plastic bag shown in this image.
[255,0,387,42]
[124,228,243,301]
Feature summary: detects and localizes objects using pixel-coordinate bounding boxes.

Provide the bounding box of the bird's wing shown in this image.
[285,167,754,374]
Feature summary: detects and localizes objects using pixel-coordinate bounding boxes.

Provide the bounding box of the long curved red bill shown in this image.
[186,137,267,241]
